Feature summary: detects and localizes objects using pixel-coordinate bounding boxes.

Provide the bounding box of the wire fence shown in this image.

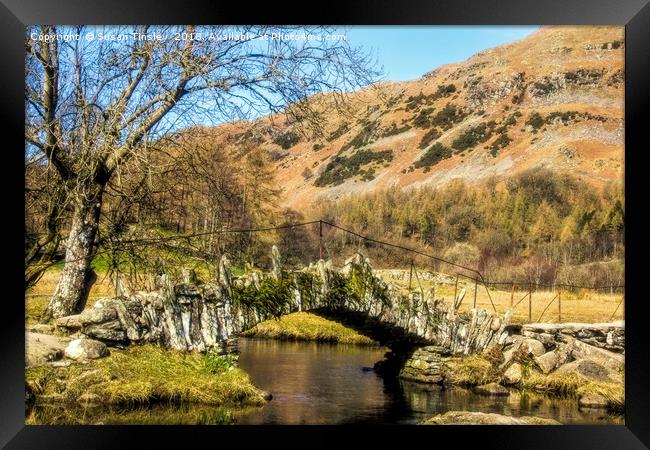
[27,219,625,324]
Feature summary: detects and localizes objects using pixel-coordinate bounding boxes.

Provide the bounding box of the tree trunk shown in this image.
[43,186,104,320]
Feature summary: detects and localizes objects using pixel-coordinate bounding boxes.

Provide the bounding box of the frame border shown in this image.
[2,0,648,448]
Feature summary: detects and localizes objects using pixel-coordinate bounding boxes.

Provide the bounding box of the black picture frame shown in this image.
[2,0,648,448]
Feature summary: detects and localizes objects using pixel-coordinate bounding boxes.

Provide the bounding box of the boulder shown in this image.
[25,332,69,368]
[82,322,128,343]
[64,338,109,361]
[535,351,559,374]
[522,330,556,349]
[568,339,624,372]
[502,363,522,385]
[502,337,544,367]
[54,314,83,331]
[522,338,546,357]
[421,411,561,425]
[554,359,610,382]
[578,392,608,409]
[473,383,510,396]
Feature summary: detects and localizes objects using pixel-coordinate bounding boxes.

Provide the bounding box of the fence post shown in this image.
[558,290,561,322]
[408,262,413,291]
[318,220,323,260]
[453,275,459,306]
[510,283,515,308]
[528,286,532,322]
[473,278,478,309]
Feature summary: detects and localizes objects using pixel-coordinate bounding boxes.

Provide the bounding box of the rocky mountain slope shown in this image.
[206,26,624,210]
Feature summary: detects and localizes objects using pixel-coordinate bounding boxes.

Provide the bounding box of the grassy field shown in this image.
[376,269,624,324]
[241,312,378,345]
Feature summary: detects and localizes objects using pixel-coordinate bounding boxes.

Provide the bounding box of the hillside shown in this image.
[196,26,624,210]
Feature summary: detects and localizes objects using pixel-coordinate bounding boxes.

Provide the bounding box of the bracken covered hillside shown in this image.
[199,26,624,209]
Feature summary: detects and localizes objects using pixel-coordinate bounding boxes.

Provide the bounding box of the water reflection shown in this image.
[236,338,623,425]
[236,339,390,424]
[27,403,262,425]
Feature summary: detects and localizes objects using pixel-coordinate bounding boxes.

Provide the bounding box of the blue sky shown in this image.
[342,26,540,81]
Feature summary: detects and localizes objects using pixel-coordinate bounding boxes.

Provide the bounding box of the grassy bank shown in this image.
[519,371,624,412]
[26,345,267,408]
[241,312,378,345]
[441,353,623,412]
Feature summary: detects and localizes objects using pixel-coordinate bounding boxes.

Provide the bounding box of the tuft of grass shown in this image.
[26,345,266,407]
[241,312,377,345]
[444,355,501,386]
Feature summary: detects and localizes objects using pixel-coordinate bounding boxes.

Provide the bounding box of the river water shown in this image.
[235,338,623,425]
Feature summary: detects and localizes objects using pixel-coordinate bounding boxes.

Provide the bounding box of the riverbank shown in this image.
[241,312,378,345]
[390,328,625,415]
[26,344,268,424]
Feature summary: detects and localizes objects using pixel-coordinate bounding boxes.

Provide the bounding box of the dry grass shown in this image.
[27,269,116,297]
[241,312,377,345]
[25,269,117,323]
[378,271,624,324]
[520,370,624,412]
[444,354,501,386]
[26,403,260,425]
[26,344,266,407]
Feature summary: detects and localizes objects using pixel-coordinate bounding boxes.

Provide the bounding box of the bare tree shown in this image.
[25,25,379,319]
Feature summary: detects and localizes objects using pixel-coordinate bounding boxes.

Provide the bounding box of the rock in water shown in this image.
[473,383,510,396]
[64,338,109,361]
[578,392,609,409]
[421,411,560,425]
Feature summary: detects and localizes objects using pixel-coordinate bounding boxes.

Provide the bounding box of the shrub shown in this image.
[451,123,493,151]
[413,143,452,169]
[525,112,545,131]
[327,123,350,142]
[272,130,300,149]
[314,149,394,187]
[512,93,524,104]
[418,128,441,149]
[430,104,466,130]
[412,107,435,128]
[380,122,412,137]
[545,111,579,125]
[340,122,378,151]
[202,351,239,374]
[489,133,512,156]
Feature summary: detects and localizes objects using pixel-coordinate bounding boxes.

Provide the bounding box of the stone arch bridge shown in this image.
[54,246,512,355]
